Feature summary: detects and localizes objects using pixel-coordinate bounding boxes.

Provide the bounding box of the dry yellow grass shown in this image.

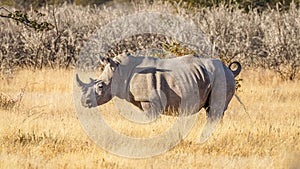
[0,68,299,169]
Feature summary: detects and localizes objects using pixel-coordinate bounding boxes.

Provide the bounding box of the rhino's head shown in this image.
[76,56,120,108]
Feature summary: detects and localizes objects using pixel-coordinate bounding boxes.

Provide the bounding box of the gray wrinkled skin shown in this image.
[76,54,241,123]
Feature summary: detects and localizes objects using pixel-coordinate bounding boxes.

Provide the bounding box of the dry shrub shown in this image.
[0,1,299,80]
[194,3,300,80]
[0,92,17,109]
[0,86,24,110]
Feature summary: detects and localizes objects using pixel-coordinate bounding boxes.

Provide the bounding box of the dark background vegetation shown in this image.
[1,0,299,10]
[0,0,300,80]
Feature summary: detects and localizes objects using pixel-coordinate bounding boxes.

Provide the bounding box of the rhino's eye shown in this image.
[97,84,103,89]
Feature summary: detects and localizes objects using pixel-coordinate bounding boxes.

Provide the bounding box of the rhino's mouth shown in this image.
[87,103,93,108]
[81,97,98,108]
[87,100,98,108]
[82,102,96,108]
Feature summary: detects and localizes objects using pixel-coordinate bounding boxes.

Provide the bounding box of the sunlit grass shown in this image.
[0,69,299,168]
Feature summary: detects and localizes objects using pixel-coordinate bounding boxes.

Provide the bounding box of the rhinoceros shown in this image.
[76,53,241,141]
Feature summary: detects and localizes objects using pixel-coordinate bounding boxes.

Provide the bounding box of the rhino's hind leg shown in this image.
[199,110,223,143]
[199,64,229,143]
[200,91,227,143]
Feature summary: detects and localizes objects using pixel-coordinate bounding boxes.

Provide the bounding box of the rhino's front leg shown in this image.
[132,88,165,123]
[139,100,162,122]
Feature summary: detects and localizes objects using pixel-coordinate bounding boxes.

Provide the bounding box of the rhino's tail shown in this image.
[229,61,242,77]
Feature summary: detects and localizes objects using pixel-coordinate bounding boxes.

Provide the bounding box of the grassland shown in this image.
[0,69,299,169]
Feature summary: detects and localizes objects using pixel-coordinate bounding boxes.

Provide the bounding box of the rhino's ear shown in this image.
[112,57,121,65]
[99,56,119,66]
[99,56,109,66]
[107,57,119,69]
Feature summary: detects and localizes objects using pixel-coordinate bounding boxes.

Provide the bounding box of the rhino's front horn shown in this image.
[76,74,87,88]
